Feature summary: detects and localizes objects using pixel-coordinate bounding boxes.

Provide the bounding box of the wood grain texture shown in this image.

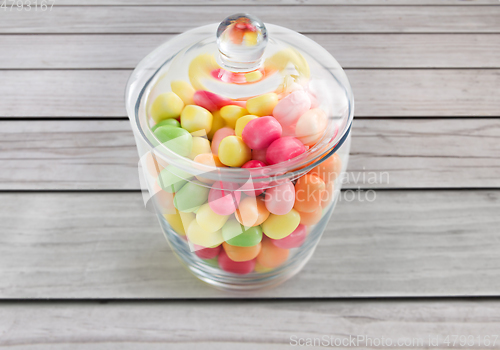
[1,119,499,190]
[52,0,500,5]
[3,34,500,69]
[1,190,500,298]
[1,6,499,34]
[1,70,499,117]
[1,301,500,350]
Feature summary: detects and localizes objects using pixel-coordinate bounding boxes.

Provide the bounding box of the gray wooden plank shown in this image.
[1,119,499,190]
[1,6,499,34]
[51,0,500,5]
[2,34,500,69]
[0,71,129,118]
[1,301,500,350]
[1,70,499,117]
[1,190,500,298]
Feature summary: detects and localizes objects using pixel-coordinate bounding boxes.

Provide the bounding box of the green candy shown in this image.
[222,220,263,247]
[157,165,193,193]
[203,257,219,267]
[151,119,181,132]
[174,180,210,213]
[153,125,192,158]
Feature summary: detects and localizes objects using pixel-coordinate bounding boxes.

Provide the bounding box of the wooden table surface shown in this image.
[1,1,500,348]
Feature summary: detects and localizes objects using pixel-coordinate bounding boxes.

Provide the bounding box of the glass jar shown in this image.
[126,14,353,290]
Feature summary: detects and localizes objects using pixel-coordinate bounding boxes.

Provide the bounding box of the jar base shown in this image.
[159,199,337,292]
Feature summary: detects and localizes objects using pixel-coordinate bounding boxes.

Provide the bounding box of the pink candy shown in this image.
[307,91,319,109]
[252,148,268,163]
[194,244,222,259]
[208,181,241,215]
[271,224,307,249]
[193,90,232,112]
[218,250,256,274]
[264,180,295,215]
[272,90,311,136]
[242,116,282,150]
[266,137,307,165]
[241,160,268,196]
[211,127,235,155]
[194,90,245,112]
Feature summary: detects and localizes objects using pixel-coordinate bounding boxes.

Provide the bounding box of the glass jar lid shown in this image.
[126,14,354,185]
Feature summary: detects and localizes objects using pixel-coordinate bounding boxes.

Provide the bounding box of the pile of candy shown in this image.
[146,62,342,275]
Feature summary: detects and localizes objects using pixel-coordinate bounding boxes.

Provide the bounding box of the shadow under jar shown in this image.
[126,14,354,291]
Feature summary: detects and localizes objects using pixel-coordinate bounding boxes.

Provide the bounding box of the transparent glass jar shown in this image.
[126,14,353,290]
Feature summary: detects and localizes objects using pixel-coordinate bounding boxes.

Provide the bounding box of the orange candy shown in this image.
[193,153,225,184]
[144,151,164,177]
[152,181,176,215]
[298,206,323,226]
[235,196,270,227]
[294,174,325,213]
[309,153,342,185]
[223,242,261,262]
[321,181,335,208]
[256,237,289,268]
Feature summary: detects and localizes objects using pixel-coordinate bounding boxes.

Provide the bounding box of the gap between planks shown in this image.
[1,119,499,190]
[1,70,499,117]
[1,6,500,34]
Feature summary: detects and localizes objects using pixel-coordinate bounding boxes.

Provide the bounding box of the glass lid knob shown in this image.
[216,13,268,72]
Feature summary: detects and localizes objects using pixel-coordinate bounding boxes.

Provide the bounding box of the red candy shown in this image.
[266,137,307,165]
[194,244,222,259]
[271,224,307,249]
[218,250,256,274]
[242,116,282,150]
[242,160,266,168]
[208,181,242,215]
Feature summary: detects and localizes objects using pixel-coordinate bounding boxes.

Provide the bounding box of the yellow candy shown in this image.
[196,203,230,233]
[246,93,278,116]
[186,220,224,248]
[262,209,301,240]
[179,211,196,229]
[171,80,195,105]
[181,105,213,135]
[264,48,310,79]
[207,110,226,140]
[163,209,195,236]
[189,136,211,160]
[235,115,258,138]
[218,136,251,167]
[219,105,248,129]
[244,31,258,46]
[188,53,219,91]
[245,70,263,83]
[254,262,273,273]
[150,92,184,123]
